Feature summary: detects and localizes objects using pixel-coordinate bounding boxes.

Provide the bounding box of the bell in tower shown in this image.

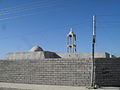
[66,28,76,53]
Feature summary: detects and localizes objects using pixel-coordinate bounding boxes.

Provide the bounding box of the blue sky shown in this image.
[0,0,120,58]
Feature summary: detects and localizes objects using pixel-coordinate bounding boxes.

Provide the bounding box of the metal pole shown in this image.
[91,15,96,88]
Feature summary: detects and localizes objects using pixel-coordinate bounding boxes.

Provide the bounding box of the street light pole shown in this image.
[91,15,96,88]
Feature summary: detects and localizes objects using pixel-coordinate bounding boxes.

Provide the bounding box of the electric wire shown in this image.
[0,0,59,15]
[0,0,54,12]
[0,5,80,21]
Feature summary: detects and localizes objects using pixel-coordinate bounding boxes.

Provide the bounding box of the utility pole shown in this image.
[91,15,96,88]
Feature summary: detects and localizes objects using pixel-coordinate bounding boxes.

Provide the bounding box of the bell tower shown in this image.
[66,28,76,53]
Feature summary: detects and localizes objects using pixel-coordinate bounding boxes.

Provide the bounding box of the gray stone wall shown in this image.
[57,52,111,59]
[6,51,61,60]
[95,58,120,86]
[1,58,120,87]
[0,58,92,86]
[6,52,45,60]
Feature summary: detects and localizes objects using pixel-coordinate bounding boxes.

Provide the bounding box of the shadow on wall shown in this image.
[44,51,61,58]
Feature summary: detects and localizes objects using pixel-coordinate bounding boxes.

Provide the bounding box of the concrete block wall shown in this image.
[0,58,92,86]
[57,52,111,59]
[6,51,61,60]
[6,52,45,60]
[95,58,120,86]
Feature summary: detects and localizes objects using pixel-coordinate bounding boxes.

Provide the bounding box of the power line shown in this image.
[96,14,120,16]
[0,0,59,16]
[0,0,52,11]
[0,13,34,21]
[0,5,80,21]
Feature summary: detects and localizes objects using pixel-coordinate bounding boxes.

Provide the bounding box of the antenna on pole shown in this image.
[93,15,96,44]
